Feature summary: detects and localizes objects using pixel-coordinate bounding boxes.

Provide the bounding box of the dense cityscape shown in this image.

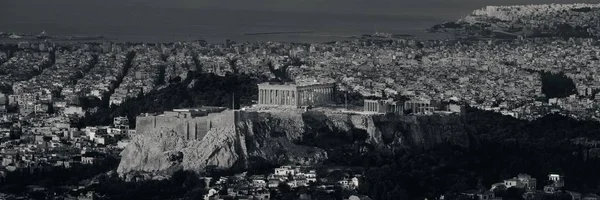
[1,2,600,200]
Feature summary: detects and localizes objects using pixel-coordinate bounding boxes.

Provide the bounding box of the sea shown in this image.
[0,0,596,43]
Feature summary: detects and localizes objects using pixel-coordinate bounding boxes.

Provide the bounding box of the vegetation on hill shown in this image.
[571,7,594,12]
[88,170,208,200]
[353,108,600,200]
[78,71,267,128]
[0,156,120,199]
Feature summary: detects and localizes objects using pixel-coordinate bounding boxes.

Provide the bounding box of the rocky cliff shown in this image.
[117,110,470,175]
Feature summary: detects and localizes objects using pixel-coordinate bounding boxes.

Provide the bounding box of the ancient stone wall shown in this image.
[136,110,237,141]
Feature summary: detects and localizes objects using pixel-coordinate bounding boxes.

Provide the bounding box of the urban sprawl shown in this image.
[1,3,600,200]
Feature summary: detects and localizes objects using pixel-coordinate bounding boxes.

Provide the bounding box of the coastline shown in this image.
[0,30,453,44]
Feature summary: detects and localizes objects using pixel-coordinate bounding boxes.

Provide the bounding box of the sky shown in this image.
[1,0,599,42]
[3,0,599,18]
[124,0,599,15]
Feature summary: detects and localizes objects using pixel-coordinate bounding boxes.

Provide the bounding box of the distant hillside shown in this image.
[429,3,600,38]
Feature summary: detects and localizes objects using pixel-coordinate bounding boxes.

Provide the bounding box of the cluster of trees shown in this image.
[88,170,208,200]
[289,104,600,199]
[571,7,594,12]
[78,72,266,128]
[0,156,119,199]
[540,71,577,99]
[347,108,600,199]
[333,90,365,107]
[553,24,593,38]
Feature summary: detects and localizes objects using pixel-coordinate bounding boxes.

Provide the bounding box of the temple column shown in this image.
[288,90,292,105]
[299,91,302,106]
[304,90,308,105]
[293,90,297,106]
[267,89,270,104]
[291,91,295,106]
[270,89,274,104]
[324,88,328,102]
[317,88,321,104]
[301,90,305,106]
[298,91,302,106]
[331,88,334,101]
[262,89,265,104]
[274,90,278,105]
[280,90,284,105]
[282,90,288,106]
[300,90,303,106]
[324,88,328,103]
[315,88,318,104]
[312,89,315,104]
[285,90,289,105]
[323,87,327,103]
[276,90,280,105]
[318,88,323,104]
[259,89,263,104]
[309,89,313,105]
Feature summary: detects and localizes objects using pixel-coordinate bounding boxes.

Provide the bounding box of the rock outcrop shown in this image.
[117,110,470,175]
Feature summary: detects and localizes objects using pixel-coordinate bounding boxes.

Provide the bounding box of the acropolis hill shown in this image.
[118,105,468,175]
[117,79,469,175]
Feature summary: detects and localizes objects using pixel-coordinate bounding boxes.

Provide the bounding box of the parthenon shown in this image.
[257,82,335,107]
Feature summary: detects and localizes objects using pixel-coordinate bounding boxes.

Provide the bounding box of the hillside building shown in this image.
[257,81,335,107]
[404,98,435,114]
[363,99,403,114]
[135,107,230,140]
[544,174,565,194]
[491,173,537,192]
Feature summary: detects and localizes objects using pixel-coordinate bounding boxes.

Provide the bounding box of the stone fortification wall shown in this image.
[136,110,236,140]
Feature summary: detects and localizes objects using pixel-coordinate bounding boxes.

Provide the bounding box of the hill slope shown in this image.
[117,111,470,176]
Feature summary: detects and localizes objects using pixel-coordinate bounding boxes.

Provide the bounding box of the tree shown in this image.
[155,65,166,85]
[540,72,577,99]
